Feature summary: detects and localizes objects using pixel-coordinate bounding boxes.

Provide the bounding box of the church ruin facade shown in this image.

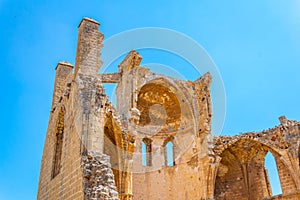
[37,18,300,200]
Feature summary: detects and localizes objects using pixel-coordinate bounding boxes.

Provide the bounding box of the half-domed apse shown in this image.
[136,82,181,133]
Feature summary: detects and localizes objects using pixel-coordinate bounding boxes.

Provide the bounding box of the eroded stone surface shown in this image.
[37,17,300,200]
[83,152,119,200]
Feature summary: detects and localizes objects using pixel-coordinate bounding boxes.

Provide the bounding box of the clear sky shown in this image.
[1,0,300,199]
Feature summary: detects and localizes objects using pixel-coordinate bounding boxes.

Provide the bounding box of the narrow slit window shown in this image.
[298,144,300,167]
[142,141,146,166]
[165,141,174,166]
[52,108,64,179]
[142,138,152,166]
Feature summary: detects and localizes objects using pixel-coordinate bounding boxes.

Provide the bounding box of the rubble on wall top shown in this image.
[213,117,300,155]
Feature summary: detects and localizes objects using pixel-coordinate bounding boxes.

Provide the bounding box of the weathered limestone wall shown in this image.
[115,54,214,199]
[38,17,300,200]
[213,117,300,200]
[133,165,201,199]
[75,18,103,76]
[51,62,73,108]
[37,18,121,200]
[37,116,84,200]
[82,152,119,200]
[132,154,215,200]
[37,63,84,200]
[214,150,248,200]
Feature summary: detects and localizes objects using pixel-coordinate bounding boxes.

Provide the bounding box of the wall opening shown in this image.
[264,151,282,196]
[142,138,152,166]
[165,141,174,166]
[298,144,300,167]
[102,83,117,106]
[51,108,64,179]
[103,117,120,191]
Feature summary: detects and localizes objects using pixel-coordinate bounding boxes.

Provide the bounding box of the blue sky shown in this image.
[1,0,300,199]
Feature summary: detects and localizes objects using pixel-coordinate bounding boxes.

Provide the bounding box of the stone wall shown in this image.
[37,17,300,200]
[37,18,121,200]
[37,88,84,200]
[82,152,119,200]
[213,117,300,200]
[114,53,214,199]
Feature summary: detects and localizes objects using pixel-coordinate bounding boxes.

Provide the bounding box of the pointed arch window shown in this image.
[264,151,282,196]
[142,138,152,166]
[52,108,65,179]
[298,144,300,167]
[164,139,175,166]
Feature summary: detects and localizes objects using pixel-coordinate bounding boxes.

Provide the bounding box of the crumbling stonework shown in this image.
[82,152,119,200]
[37,17,300,200]
[213,117,300,200]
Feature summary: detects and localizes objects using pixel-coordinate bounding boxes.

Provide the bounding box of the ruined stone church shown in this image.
[37,18,300,200]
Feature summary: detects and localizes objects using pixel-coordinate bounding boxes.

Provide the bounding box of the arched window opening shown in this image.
[142,138,152,166]
[298,144,300,167]
[52,108,64,179]
[264,151,282,196]
[165,141,174,166]
[142,141,146,166]
[104,122,120,190]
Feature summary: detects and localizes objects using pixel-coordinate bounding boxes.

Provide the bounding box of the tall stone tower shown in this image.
[37,18,300,200]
